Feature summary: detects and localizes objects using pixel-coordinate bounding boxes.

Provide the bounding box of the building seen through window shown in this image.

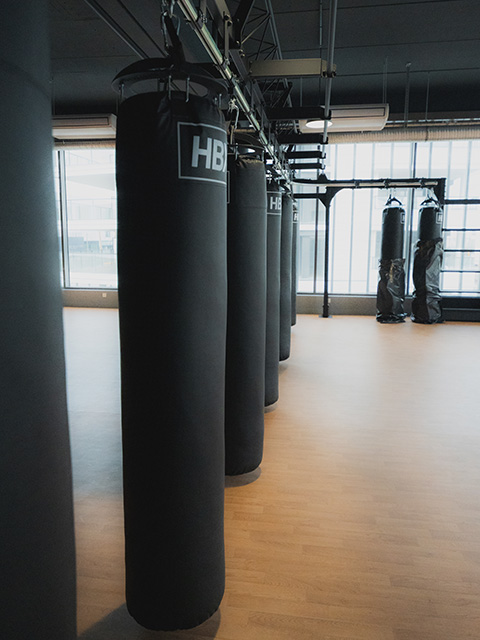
[55,148,117,289]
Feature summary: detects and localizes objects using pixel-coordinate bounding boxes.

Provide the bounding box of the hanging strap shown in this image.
[385,195,403,207]
[162,9,186,65]
[420,195,441,208]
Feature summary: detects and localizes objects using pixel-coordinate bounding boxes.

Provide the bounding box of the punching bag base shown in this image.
[126,601,222,632]
[376,315,406,324]
[411,316,444,325]
[264,400,278,412]
[225,461,261,476]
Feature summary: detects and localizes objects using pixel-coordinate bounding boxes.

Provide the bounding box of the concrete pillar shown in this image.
[0,2,77,639]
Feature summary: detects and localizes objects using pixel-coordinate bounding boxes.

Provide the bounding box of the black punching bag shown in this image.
[411,198,444,324]
[0,3,77,640]
[376,196,407,323]
[265,182,282,405]
[280,193,293,360]
[115,62,227,630]
[225,154,267,475]
[291,201,299,326]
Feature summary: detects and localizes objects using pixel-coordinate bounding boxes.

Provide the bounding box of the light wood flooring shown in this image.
[64,308,480,640]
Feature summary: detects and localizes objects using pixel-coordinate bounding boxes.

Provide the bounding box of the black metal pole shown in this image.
[313,187,319,294]
[323,199,330,317]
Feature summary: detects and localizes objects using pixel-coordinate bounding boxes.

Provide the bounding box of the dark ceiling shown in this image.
[49,0,480,120]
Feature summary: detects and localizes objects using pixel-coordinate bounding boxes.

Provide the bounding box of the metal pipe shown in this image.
[292,178,442,188]
[322,0,338,146]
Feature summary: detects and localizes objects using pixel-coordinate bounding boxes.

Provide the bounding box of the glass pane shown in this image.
[447,140,469,198]
[297,198,316,293]
[63,148,117,289]
[468,141,480,199]
[373,143,393,178]
[430,141,450,177]
[353,144,374,179]
[330,190,353,293]
[350,190,372,293]
[53,151,64,287]
[391,143,412,178]
[315,206,326,293]
[415,143,431,177]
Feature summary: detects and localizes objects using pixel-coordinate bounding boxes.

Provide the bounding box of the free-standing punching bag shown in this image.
[411,197,444,323]
[0,2,76,639]
[280,193,293,360]
[225,154,267,475]
[114,60,227,630]
[291,201,299,326]
[376,196,407,323]
[265,182,282,406]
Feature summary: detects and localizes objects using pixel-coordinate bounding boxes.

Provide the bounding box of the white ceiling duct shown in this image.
[328,123,480,143]
[299,104,389,133]
[52,114,117,140]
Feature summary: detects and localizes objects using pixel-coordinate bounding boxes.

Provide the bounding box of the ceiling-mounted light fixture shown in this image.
[304,119,333,130]
[299,104,389,133]
[52,114,117,140]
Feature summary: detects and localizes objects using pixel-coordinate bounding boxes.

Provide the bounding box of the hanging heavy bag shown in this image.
[225,153,267,475]
[376,196,407,323]
[291,202,299,326]
[265,182,282,406]
[280,193,293,360]
[115,60,227,631]
[411,197,444,324]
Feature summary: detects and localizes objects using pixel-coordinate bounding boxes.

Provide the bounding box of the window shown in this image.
[295,140,480,297]
[53,141,480,296]
[55,148,117,289]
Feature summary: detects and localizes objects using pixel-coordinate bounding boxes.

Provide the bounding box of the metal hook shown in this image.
[168,74,172,100]
[186,76,190,102]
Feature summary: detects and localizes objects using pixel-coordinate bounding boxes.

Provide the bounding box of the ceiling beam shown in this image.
[277,132,327,144]
[266,106,327,121]
[285,150,326,159]
[250,58,334,78]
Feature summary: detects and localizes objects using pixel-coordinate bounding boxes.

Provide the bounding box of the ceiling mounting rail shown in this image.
[175,0,289,182]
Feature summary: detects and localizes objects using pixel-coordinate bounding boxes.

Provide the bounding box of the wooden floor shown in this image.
[64,309,480,640]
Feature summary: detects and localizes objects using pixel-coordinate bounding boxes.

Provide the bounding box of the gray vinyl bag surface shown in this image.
[265,183,282,406]
[225,154,267,475]
[411,198,444,324]
[116,83,227,630]
[376,197,407,323]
